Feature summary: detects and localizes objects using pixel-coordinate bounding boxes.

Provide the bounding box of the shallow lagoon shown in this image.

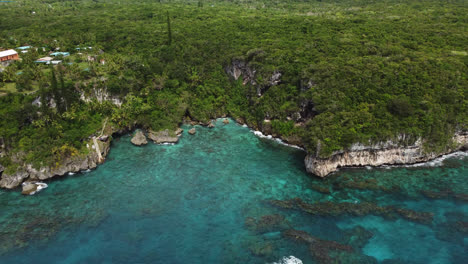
[0,119,466,263]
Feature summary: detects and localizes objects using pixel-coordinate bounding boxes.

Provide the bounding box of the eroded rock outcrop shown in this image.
[0,137,111,189]
[225,59,256,86]
[79,88,122,106]
[148,129,179,144]
[131,130,148,146]
[0,170,29,189]
[305,132,468,177]
[21,181,48,195]
[175,128,184,136]
[225,56,281,96]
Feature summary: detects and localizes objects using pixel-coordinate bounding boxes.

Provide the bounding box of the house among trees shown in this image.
[16,46,31,53]
[35,56,53,63]
[50,52,70,57]
[0,49,19,66]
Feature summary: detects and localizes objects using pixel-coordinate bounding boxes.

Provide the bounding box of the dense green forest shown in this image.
[0,0,467,172]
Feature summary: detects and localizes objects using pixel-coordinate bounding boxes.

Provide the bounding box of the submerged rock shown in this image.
[456,221,468,233]
[248,240,274,257]
[282,229,354,264]
[208,122,215,128]
[334,177,399,193]
[343,226,374,249]
[420,189,468,201]
[148,129,179,144]
[309,184,331,194]
[245,214,289,233]
[188,128,196,135]
[131,130,148,146]
[270,198,434,225]
[282,229,317,244]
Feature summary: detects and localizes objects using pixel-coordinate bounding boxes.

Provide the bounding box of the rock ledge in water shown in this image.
[175,128,184,136]
[188,128,196,135]
[131,130,148,146]
[148,129,179,144]
[22,181,48,195]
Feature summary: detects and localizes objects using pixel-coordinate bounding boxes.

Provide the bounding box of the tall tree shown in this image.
[58,65,68,111]
[49,65,62,113]
[38,79,50,119]
[167,11,172,45]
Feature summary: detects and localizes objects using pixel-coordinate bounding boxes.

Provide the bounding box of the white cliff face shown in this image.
[79,88,122,106]
[0,170,29,189]
[0,137,111,189]
[305,132,468,177]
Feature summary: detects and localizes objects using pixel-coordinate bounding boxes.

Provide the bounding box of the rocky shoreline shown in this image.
[0,123,192,192]
[0,118,467,193]
[238,118,468,177]
[304,132,468,177]
[0,135,111,190]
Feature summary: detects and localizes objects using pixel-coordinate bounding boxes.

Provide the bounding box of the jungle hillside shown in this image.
[0,0,467,173]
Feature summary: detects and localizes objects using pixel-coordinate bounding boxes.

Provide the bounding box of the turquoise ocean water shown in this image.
[0,119,466,263]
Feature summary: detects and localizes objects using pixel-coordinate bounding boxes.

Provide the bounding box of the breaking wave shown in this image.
[252,130,304,150]
[271,256,303,264]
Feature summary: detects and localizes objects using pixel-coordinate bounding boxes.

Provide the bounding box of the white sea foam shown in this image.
[83,169,92,173]
[271,256,303,264]
[34,182,48,193]
[254,130,272,139]
[252,130,304,150]
[158,142,175,146]
[68,172,75,176]
[214,117,304,150]
[382,151,468,169]
[22,182,48,195]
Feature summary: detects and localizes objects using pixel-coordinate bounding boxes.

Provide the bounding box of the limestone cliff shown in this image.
[0,137,110,189]
[305,132,468,177]
[225,57,281,96]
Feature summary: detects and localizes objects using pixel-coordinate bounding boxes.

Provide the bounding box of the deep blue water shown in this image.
[0,119,466,263]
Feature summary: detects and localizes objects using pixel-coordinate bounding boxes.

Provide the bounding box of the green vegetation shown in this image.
[0,0,467,170]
